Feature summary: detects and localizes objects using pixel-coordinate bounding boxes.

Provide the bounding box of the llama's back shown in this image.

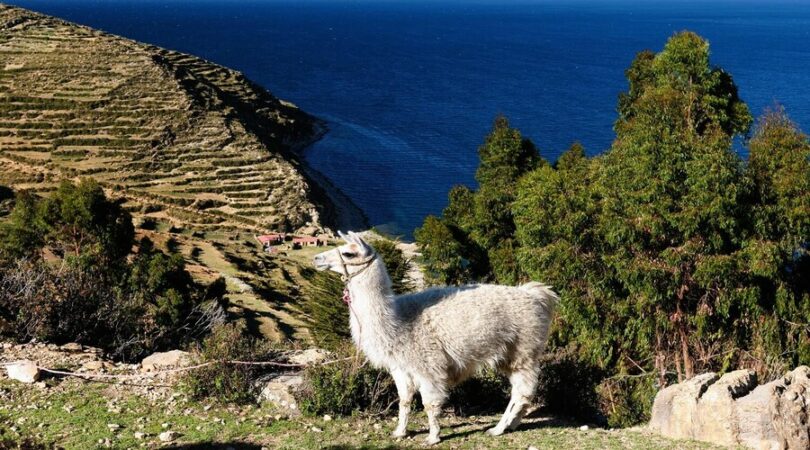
[393,282,558,381]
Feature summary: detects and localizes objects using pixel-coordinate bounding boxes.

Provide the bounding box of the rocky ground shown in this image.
[0,341,721,450]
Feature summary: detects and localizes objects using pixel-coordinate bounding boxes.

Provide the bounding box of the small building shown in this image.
[291,236,324,248]
[256,233,285,248]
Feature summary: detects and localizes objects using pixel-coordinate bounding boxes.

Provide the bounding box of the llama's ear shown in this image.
[338,230,350,243]
[349,231,371,251]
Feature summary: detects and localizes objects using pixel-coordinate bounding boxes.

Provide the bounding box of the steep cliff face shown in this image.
[0,3,357,233]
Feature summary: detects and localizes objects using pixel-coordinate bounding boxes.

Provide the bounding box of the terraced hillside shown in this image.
[0,3,346,232]
[0,4,366,342]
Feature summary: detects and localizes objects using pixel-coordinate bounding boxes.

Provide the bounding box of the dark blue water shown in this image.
[11,1,810,237]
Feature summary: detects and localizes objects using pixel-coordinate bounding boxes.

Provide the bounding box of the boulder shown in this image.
[696,369,756,446]
[258,374,303,414]
[650,367,810,449]
[140,350,191,373]
[649,372,718,439]
[736,377,785,450]
[773,367,810,450]
[5,360,40,383]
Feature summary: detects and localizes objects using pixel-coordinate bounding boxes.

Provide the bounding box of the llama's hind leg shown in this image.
[504,369,539,431]
[488,369,539,436]
[391,370,415,438]
[419,383,447,445]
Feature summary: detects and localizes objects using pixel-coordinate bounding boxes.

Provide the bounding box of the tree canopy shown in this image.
[417,31,809,426]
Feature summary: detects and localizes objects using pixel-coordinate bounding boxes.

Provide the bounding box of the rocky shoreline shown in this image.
[290,120,370,233]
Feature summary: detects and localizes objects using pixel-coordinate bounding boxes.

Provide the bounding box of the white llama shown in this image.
[313,231,558,445]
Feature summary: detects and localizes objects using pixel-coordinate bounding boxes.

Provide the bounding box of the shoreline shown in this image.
[291,119,370,233]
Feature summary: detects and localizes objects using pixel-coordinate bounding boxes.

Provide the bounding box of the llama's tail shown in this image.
[520,282,560,312]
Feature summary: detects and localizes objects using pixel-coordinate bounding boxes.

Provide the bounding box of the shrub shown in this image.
[183,323,281,404]
[371,238,413,294]
[296,349,396,417]
[138,217,157,230]
[535,348,605,424]
[596,374,656,428]
[0,180,225,361]
[300,267,350,351]
[448,369,509,415]
[300,237,414,350]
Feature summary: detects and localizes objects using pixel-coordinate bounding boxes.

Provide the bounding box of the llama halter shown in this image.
[336,249,377,283]
[336,248,376,346]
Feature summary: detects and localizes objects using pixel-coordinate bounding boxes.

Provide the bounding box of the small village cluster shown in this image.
[255,233,328,253]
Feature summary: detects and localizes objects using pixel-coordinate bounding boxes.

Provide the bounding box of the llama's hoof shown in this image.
[506,422,523,431]
[391,428,407,438]
[423,435,441,446]
[487,426,505,436]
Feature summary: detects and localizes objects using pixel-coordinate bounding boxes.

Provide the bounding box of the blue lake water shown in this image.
[10,0,810,238]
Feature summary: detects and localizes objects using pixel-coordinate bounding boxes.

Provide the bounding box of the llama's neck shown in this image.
[346,259,398,364]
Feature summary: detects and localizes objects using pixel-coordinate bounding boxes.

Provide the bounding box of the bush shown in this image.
[596,374,656,428]
[0,180,225,361]
[448,368,509,415]
[371,238,412,294]
[183,323,281,404]
[296,348,396,417]
[300,237,414,350]
[300,268,348,350]
[535,348,605,424]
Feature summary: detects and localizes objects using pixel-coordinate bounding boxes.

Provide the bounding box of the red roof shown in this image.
[257,234,284,244]
[292,236,321,244]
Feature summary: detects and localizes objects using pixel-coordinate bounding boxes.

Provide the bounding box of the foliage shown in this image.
[596,375,657,428]
[448,369,509,415]
[300,236,414,350]
[0,179,134,267]
[300,268,348,350]
[297,348,396,417]
[535,348,606,424]
[418,31,808,426]
[413,215,485,285]
[416,116,543,285]
[0,179,224,361]
[183,323,280,404]
[371,238,413,294]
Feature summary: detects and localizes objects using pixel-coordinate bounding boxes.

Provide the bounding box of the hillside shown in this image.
[0,3,366,341]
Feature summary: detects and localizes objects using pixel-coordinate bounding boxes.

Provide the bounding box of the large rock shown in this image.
[736,377,785,450]
[773,367,810,450]
[696,369,757,446]
[650,366,810,449]
[258,374,303,414]
[5,360,40,383]
[140,350,191,373]
[649,372,718,439]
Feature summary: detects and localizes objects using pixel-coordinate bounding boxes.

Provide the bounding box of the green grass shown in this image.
[0,378,721,449]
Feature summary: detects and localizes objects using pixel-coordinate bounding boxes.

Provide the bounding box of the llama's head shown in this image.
[313,231,377,279]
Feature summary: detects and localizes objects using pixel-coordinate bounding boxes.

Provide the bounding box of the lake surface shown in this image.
[11,0,810,238]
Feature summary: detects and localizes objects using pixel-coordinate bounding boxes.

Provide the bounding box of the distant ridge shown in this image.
[0,3,366,233]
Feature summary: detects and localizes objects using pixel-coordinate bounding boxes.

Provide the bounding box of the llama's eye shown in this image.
[341,252,357,258]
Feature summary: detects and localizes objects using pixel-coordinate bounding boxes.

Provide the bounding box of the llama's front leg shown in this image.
[419,384,446,445]
[391,370,415,438]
